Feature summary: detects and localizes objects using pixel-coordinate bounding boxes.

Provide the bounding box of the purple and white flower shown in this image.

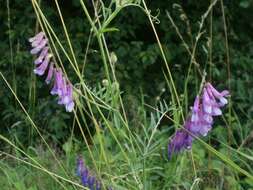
[168,83,229,158]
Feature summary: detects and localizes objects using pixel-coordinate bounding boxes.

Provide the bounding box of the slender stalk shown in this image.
[79,0,111,81]
[142,0,182,118]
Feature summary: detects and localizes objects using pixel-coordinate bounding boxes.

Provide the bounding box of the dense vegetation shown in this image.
[1,0,253,189]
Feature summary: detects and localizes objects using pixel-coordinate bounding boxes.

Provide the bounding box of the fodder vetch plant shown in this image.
[1,0,253,190]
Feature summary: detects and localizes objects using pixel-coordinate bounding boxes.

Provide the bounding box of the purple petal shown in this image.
[50,69,59,95]
[193,95,200,112]
[51,69,63,96]
[202,88,213,114]
[45,62,54,84]
[30,39,48,54]
[34,54,50,76]
[65,101,74,112]
[29,32,44,43]
[168,128,192,159]
[220,90,229,97]
[206,83,229,106]
[88,176,96,188]
[34,47,49,65]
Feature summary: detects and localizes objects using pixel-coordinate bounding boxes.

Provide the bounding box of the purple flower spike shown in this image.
[191,96,200,122]
[200,123,212,136]
[51,69,63,96]
[54,74,75,112]
[50,69,58,95]
[76,157,89,186]
[31,34,44,47]
[205,90,222,116]
[202,88,213,114]
[63,83,72,104]
[57,77,66,105]
[76,157,109,190]
[81,169,89,186]
[168,82,229,159]
[65,99,75,112]
[29,31,75,112]
[63,83,75,112]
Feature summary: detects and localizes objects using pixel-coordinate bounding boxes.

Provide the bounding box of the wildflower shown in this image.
[76,157,103,190]
[29,32,75,112]
[168,83,229,158]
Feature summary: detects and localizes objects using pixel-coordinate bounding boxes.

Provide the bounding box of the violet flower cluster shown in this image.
[29,32,74,112]
[168,82,229,158]
[77,157,102,190]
